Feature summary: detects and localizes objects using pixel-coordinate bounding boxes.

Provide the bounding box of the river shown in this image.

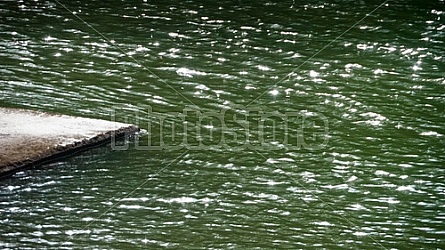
[1,0,444,249]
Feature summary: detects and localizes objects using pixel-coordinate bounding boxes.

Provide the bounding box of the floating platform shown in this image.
[0,107,139,178]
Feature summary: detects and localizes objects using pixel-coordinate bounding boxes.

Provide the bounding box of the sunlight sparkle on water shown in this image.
[257,65,270,71]
[309,70,318,77]
[43,35,55,41]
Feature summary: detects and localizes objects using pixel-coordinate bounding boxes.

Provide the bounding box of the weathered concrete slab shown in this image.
[0,107,139,178]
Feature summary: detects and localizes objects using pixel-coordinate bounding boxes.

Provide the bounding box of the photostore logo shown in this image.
[111,105,329,151]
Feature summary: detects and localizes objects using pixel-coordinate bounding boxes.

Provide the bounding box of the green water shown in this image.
[1,0,445,249]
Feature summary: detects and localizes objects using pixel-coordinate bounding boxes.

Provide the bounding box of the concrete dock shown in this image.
[0,107,139,178]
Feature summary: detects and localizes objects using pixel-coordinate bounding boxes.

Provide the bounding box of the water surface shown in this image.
[1,0,445,249]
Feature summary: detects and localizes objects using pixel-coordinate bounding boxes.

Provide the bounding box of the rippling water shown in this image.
[1,0,445,249]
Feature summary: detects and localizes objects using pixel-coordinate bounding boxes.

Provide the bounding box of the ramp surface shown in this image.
[0,107,138,178]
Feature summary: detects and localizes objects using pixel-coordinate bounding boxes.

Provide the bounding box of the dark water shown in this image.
[1,0,445,249]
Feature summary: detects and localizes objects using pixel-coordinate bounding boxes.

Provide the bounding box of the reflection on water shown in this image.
[1,0,445,249]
